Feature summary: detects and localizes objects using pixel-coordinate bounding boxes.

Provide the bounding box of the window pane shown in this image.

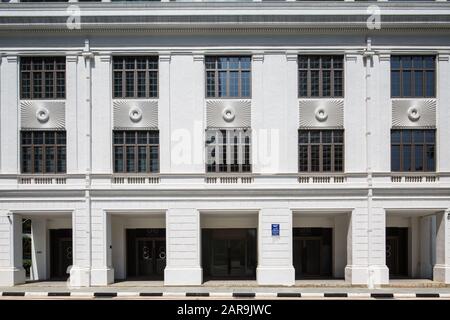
[414,145,423,171]
[34,147,43,173]
[426,145,435,171]
[425,71,435,97]
[334,145,343,172]
[298,70,308,97]
[229,71,239,97]
[56,146,66,173]
[137,131,147,144]
[311,145,320,172]
[298,56,308,69]
[391,130,401,144]
[322,70,331,96]
[241,71,250,97]
[402,145,411,171]
[310,71,320,97]
[391,71,400,97]
[125,71,134,97]
[391,145,400,172]
[45,147,55,173]
[425,130,435,143]
[125,131,135,144]
[391,56,400,69]
[114,146,124,172]
[402,56,412,69]
[218,71,227,97]
[322,131,332,143]
[137,146,147,172]
[310,131,320,143]
[126,146,135,172]
[22,146,32,173]
[114,131,124,144]
[413,71,423,97]
[206,71,216,97]
[298,131,308,144]
[113,71,123,97]
[413,130,424,143]
[322,145,331,171]
[299,145,308,172]
[402,130,412,144]
[402,71,412,97]
[333,71,343,97]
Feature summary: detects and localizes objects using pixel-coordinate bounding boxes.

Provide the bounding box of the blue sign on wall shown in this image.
[271,224,280,236]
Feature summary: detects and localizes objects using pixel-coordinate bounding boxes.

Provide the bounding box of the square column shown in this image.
[0,55,19,174]
[257,208,295,286]
[30,218,47,281]
[165,208,202,285]
[345,207,388,285]
[69,207,91,287]
[433,210,450,283]
[0,212,25,286]
[90,209,114,286]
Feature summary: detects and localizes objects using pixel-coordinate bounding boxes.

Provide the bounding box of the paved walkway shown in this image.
[1,280,450,299]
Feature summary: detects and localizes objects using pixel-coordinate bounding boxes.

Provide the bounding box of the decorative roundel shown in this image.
[407,106,421,122]
[314,107,328,122]
[222,106,236,123]
[129,107,143,123]
[36,107,50,123]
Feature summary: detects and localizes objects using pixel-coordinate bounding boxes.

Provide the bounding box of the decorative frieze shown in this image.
[21,100,65,129]
[113,100,158,129]
[299,99,344,128]
[206,100,251,128]
[392,99,436,128]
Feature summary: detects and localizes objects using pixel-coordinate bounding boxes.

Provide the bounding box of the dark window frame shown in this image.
[298,55,344,98]
[205,56,252,98]
[298,129,344,173]
[391,55,436,98]
[20,130,67,174]
[112,56,159,99]
[206,129,252,173]
[20,57,66,100]
[113,130,160,174]
[391,129,436,172]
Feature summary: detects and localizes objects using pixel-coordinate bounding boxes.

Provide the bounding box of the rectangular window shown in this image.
[113,56,158,99]
[298,130,344,172]
[113,130,159,173]
[20,131,66,174]
[391,129,435,172]
[206,129,251,173]
[298,55,344,98]
[391,55,436,98]
[20,57,66,99]
[205,56,251,98]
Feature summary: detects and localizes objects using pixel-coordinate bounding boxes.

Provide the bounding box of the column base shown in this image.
[164,267,202,286]
[91,267,115,286]
[345,265,389,286]
[69,266,91,287]
[433,264,450,283]
[0,267,26,286]
[257,266,295,286]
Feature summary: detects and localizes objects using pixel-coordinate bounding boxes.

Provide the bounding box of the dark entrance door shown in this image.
[293,228,332,279]
[202,228,257,280]
[386,227,408,277]
[50,229,72,280]
[126,229,166,279]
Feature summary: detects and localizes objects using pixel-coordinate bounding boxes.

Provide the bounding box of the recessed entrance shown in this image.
[202,228,257,280]
[126,228,166,280]
[386,227,408,278]
[49,229,72,280]
[293,228,332,279]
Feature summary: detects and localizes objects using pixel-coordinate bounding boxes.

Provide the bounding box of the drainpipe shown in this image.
[362,37,375,289]
[82,39,94,285]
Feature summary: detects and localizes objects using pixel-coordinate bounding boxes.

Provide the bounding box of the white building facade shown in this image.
[0,1,450,288]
